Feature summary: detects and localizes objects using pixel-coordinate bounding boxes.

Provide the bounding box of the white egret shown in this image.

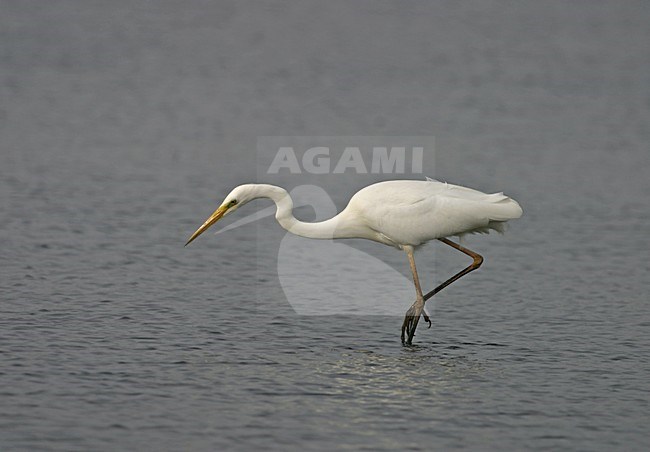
[185,178,523,345]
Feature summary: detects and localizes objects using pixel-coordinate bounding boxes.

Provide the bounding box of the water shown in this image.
[2,1,650,450]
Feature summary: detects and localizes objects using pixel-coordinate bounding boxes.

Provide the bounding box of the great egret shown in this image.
[185,178,523,344]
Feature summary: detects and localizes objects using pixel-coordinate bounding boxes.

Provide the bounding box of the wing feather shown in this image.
[346,179,522,246]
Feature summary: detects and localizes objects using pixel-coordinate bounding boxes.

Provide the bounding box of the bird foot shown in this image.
[423,308,432,328]
[401,301,429,345]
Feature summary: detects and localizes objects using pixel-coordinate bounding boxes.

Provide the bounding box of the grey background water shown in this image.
[2,1,649,450]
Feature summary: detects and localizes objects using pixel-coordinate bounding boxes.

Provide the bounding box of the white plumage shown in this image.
[186,178,522,345]
[342,178,522,247]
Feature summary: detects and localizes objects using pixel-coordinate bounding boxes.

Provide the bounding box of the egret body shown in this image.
[186,178,522,344]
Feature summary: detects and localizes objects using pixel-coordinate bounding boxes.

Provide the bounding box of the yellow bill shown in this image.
[185,204,229,246]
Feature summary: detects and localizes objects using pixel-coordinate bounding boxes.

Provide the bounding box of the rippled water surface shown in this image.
[2,1,650,450]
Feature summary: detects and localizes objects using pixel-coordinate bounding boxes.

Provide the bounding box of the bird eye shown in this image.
[229,200,237,207]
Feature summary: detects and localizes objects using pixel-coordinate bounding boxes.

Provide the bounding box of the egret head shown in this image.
[185,184,258,246]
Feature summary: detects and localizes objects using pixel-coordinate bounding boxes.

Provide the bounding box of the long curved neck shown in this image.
[258,184,353,239]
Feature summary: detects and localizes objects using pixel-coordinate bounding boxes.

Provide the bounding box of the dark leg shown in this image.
[400,246,427,345]
[423,238,484,301]
[401,238,484,345]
